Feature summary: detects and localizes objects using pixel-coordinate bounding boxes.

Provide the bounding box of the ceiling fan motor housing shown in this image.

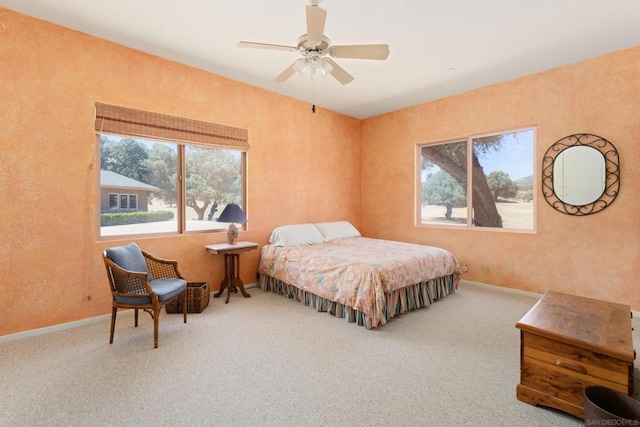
[297,34,330,54]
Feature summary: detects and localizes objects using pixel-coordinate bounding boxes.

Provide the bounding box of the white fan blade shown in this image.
[306,5,327,46]
[237,41,299,52]
[330,44,390,60]
[324,58,354,85]
[274,62,296,83]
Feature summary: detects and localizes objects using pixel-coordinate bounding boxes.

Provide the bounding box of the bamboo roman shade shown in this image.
[95,103,249,150]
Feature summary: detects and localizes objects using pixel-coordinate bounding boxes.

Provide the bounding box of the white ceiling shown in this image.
[2,0,639,119]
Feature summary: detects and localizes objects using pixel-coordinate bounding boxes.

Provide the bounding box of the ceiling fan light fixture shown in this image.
[315,61,329,78]
[294,55,329,80]
[293,58,307,75]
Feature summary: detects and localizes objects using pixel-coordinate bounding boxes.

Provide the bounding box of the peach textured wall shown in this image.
[2,7,639,338]
[0,9,361,336]
[361,46,640,309]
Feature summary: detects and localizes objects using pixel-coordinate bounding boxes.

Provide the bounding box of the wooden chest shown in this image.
[516,291,635,419]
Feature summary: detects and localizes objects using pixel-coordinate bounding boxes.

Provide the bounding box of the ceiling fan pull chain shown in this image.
[312,78,317,113]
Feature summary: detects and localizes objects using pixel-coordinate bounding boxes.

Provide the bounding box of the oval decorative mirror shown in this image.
[542,133,620,215]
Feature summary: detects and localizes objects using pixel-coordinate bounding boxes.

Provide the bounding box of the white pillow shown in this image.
[313,221,361,241]
[269,223,325,247]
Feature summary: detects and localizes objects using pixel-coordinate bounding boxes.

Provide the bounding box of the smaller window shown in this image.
[129,194,138,210]
[109,194,118,209]
[120,194,128,209]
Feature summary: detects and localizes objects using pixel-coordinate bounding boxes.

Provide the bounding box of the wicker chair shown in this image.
[103,242,187,348]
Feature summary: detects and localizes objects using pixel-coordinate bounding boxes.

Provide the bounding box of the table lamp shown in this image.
[217,203,247,245]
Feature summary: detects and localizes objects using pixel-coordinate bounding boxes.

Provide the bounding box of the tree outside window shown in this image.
[418,128,535,231]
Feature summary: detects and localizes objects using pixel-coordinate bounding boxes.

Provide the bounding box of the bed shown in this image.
[258,221,460,329]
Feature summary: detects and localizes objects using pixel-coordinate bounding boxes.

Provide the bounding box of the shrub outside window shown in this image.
[417,127,535,231]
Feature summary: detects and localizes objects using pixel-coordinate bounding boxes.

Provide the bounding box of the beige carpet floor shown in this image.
[2,282,636,426]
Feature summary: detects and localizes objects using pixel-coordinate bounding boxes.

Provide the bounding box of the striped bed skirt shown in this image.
[258,273,458,329]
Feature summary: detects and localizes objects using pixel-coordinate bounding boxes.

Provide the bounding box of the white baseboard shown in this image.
[459,279,544,299]
[2,281,635,343]
[0,282,260,345]
[0,310,133,345]
[459,279,640,318]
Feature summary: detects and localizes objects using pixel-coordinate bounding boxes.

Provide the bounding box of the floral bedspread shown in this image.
[258,237,459,327]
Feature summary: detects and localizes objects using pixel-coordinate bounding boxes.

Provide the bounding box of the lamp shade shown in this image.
[217,203,247,224]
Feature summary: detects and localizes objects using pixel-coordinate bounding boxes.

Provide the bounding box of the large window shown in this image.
[417,127,535,231]
[96,103,248,238]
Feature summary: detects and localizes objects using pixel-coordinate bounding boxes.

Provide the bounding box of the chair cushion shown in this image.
[115,278,187,305]
[105,242,152,281]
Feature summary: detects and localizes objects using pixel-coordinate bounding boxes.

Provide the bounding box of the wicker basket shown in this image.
[165,282,209,313]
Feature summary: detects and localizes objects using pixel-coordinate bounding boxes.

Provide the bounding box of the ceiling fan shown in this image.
[237,0,390,85]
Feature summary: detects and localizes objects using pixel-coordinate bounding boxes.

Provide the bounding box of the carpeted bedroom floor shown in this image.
[2,282,635,426]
